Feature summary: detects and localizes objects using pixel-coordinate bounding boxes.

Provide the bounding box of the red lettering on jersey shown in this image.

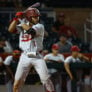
[21,34,32,42]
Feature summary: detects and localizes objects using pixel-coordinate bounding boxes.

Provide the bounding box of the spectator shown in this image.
[52,13,79,46]
[44,44,64,92]
[0,37,13,53]
[59,26,78,42]
[60,18,77,36]
[56,34,72,53]
[59,18,79,45]
[52,13,65,33]
[64,45,90,92]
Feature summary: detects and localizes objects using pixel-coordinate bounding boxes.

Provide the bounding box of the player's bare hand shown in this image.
[78,53,83,58]
[70,75,74,80]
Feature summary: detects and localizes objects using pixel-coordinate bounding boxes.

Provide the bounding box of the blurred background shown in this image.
[0,0,92,92]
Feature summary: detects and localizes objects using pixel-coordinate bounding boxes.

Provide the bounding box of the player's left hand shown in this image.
[13,12,24,22]
[78,53,83,58]
[15,12,24,19]
[70,75,74,80]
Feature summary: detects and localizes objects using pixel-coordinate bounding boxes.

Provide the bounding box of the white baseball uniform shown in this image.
[44,53,64,73]
[0,56,13,92]
[4,55,14,92]
[14,19,55,92]
[44,53,64,62]
[44,54,64,92]
[64,56,81,63]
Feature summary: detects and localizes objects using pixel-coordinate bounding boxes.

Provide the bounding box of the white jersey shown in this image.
[44,53,64,74]
[44,53,64,62]
[64,56,81,63]
[16,21,44,54]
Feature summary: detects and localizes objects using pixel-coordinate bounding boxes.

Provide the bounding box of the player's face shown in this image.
[52,49,59,54]
[31,16,39,24]
[72,51,79,57]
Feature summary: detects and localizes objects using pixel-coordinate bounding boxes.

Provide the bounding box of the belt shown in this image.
[22,51,43,59]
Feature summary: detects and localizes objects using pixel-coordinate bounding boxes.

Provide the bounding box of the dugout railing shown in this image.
[0,62,92,92]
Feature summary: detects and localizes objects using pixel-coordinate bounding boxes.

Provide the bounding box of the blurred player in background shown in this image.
[8,8,55,92]
[4,50,20,92]
[64,45,89,80]
[0,50,20,92]
[44,44,64,92]
[64,45,90,92]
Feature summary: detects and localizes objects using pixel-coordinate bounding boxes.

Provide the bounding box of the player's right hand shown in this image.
[70,75,74,80]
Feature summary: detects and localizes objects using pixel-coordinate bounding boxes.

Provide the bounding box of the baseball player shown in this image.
[0,50,20,92]
[64,45,90,92]
[8,8,55,92]
[64,45,89,80]
[44,44,64,92]
[4,50,20,92]
[44,44,64,63]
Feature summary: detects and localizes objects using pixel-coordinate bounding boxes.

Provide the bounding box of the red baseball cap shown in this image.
[71,45,80,52]
[52,44,59,50]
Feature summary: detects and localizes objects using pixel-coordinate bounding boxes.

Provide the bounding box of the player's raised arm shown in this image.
[8,12,24,33]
